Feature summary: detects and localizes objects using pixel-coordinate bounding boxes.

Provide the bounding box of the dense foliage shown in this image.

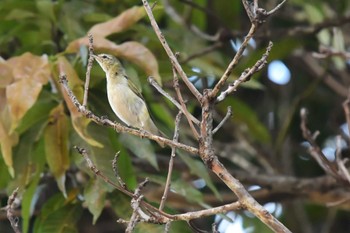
[1,0,350,232]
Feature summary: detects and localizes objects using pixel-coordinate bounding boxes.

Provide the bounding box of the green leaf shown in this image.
[84,179,107,224]
[108,128,137,189]
[8,120,45,191]
[16,90,57,134]
[5,9,36,20]
[171,179,203,204]
[36,0,56,22]
[21,137,46,233]
[119,133,159,170]
[134,223,167,233]
[0,156,11,189]
[178,152,221,200]
[220,98,271,144]
[109,191,132,219]
[34,203,82,233]
[304,3,324,24]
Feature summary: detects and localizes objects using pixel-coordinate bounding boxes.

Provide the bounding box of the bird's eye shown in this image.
[102,55,108,59]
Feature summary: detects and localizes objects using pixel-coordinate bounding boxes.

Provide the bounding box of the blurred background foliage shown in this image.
[0,0,350,232]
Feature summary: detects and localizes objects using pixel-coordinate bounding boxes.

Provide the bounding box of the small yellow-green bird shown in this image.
[92,53,164,146]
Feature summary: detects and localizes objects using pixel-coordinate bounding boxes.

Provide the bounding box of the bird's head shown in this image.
[92,53,123,74]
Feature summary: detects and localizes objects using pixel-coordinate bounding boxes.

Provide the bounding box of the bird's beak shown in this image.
[92,54,99,61]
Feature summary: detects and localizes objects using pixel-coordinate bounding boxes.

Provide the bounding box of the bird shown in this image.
[92,53,165,147]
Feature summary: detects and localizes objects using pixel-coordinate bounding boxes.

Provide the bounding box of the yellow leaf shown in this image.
[0,117,18,177]
[88,6,145,38]
[44,104,69,196]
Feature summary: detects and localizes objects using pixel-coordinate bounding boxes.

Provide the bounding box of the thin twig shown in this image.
[142,0,203,102]
[112,152,127,189]
[267,0,288,16]
[82,33,94,107]
[242,0,255,23]
[216,41,273,103]
[165,221,172,233]
[172,202,242,221]
[126,179,150,232]
[243,0,287,24]
[212,222,219,233]
[285,15,350,37]
[342,92,350,145]
[159,112,182,211]
[210,24,257,99]
[148,76,200,125]
[6,188,20,233]
[172,64,199,139]
[213,106,232,134]
[300,109,340,179]
[180,42,223,64]
[335,136,350,184]
[163,0,221,41]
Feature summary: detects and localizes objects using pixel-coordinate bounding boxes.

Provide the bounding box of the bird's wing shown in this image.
[124,74,145,101]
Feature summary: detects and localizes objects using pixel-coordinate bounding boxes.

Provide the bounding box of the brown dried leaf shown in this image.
[0,61,13,88]
[6,78,43,132]
[7,52,50,84]
[88,6,145,38]
[4,53,50,132]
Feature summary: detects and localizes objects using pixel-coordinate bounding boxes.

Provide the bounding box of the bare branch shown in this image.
[6,188,20,233]
[301,54,348,97]
[148,76,200,126]
[165,222,172,233]
[212,222,219,233]
[172,202,242,221]
[313,46,350,60]
[160,112,182,211]
[210,158,292,232]
[210,24,257,99]
[300,108,344,180]
[267,0,288,16]
[126,179,149,232]
[213,106,232,134]
[173,64,199,139]
[199,90,291,232]
[142,0,203,102]
[180,42,223,64]
[342,91,350,145]
[242,0,287,25]
[82,33,94,107]
[163,0,221,41]
[216,41,273,103]
[112,152,127,189]
[335,136,350,184]
[286,15,350,37]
